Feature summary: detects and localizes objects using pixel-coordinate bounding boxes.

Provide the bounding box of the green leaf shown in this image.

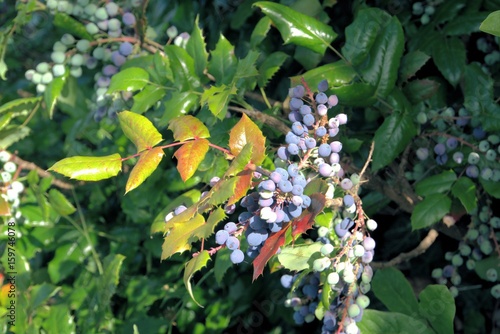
[118,111,163,152]
[186,16,209,81]
[358,310,434,334]
[229,114,266,165]
[93,254,125,324]
[451,177,477,212]
[48,235,92,283]
[224,143,252,177]
[131,85,166,114]
[372,101,416,170]
[214,248,232,284]
[480,10,500,36]
[258,51,289,88]
[432,0,466,25]
[153,52,174,84]
[164,45,201,91]
[0,126,31,149]
[403,79,440,103]
[207,34,237,85]
[53,12,93,40]
[201,84,237,120]
[150,189,201,234]
[174,139,210,182]
[184,250,211,307]
[480,177,500,199]
[0,96,42,114]
[168,115,210,141]
[234,50,260,88]
[43,305,76,334]
[126,147,164,194]
[277,242,322,271]
[250,16,272,49]
[372,267,419,317]
[162,213,205,258]
[418,285,456,334]
[253,2,337,55]
[107,67,150,94]
[443,12,489,36]
[432,36,466,87]
[48,153,122,181]
[158,91,199,127]
[399,51,431,81]
[415,170,457,197]
[48,189,76,216]
[207,177,238,206]
[44,74,67,119]
[475,256,500,281]
[30,283,61,310]
[411,193,452,230]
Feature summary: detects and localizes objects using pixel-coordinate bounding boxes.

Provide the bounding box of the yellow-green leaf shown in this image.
[118,111,163,152]
[125,147,164,194]
[201,84,237,120]
[229,114,266,164]
[48,154,122,181]
[162,213,205,259]
[48,189,76,216]
[183,250,211,307]
[174,139,210,182]
[168,115,210,142]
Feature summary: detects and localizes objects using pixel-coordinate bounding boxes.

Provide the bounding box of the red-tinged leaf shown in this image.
[292,193,326,239]
[168,115,210,142]
[174,139,210,182]
[227,170,253,206]
[48,154,122,181]
[252,226,289,281]
[184,250,211,307]
[117,111,163,152]
[125,147,164,194]
[162,213,205,259]
[229,114,266,165]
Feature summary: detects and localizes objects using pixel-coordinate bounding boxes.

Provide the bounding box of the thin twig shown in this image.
[371,229,439,268]
[228,106,290,135]
[10,155,75,189]
[359,141,375,180]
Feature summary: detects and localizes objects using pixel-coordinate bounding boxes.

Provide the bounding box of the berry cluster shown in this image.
[0,151,25,218]
[411,1,436,25]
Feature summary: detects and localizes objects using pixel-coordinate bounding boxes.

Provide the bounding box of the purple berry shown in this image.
[119,42,133,56]
[317,104,328,116]
[277,147,289,160]
[303,114,315,126]
[316,92,328,104]
[290,97,304,110]
[318,143,331,157]
[434,143,446,155]
[330,141,342,153]
[336,113,347,125]
[122,12,136,26]
[305,137,317,149]
[292,85,305,98]
[318,80,328,92]
[315,126,327,137]
[328,95,339,107]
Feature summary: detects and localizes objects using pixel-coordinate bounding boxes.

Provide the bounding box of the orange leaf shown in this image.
[168,115,210,142]
[0,196,11,216]
[252,226,289,281]
[125,147,164,194]
[227,169,253,205]
[229,114,266,165]
[174,139,210,182]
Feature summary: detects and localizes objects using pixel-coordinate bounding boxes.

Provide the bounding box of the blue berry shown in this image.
[290,97,304,110]
[291,122,306,136]
[230,249,245,264]
[305,137,317,149]
[292,85,305,98]
[288,164,299,177]
[224,222,237,233]
[318,143,331,157]
[318,163,332,177]
[226,236,240,250]
[277,147,289,160]
[318,80,328,92]
[330,141,342,153]
[299,105,312,115]
[315,126,327,137]
[434,143,446,155]
[317,104,328,116]
[216,230,229,244]
[303,114,315,126]
[287,143,300,155]
[316,92,328,104]
[286,132,300,144]
[278,180,293,193]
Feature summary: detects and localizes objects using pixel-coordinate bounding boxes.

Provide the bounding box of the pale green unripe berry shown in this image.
[320,243,334,256]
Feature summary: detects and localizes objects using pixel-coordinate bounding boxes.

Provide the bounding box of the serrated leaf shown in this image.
[131,85,166,114]
[0,126,30,149]
[201,84,237,120]
[372,110,416,171]
[229,114,266,165]
[107,67,150,94]
[48,154,122,181]
[277,242,322,271]
[126,147,164,194]
[153,51,174,84]
[207,34,237,85]
[224,143,253,177]
[399,51,431,81]
[158,91,199,127]
[480,10,500,36]
[418,285,456,334]
[253,226,289,281]
[44,74,67,119]
[168,115,210,141]
[174,139,210,182]
[162,213,205,259]
[48,189,76,216]
[43,305,76,334]
[118,111,163,152]
[207,177,238,206]
[432,36,465,87]
[451,177,477,212]
[250,16,272,49]
[0,96,42,114]
[403,79,440,103]
[95,254,125,323]
[227,170,253,206]
[235,50,260,82]
[186,16,209,81]
[415,170,457,197]
[411,193,452,230]
[253,2,337,55]
[151,189,201,234]
[164,45,201,91]
[443,12,489,36]
[372,267,419,316]
[184,250,211,307]
[475,256,500,281]
[258,51,289,88]
[358,310,434,334]
[53,13,93,40]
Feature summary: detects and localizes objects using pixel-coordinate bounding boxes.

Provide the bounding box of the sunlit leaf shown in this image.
[174,139,210,182]
[48,154,122,181]
[48,189,76,216]
[126,147,164,194]
[201,84,237,120]
[118,111,163,152]
[108,67,150,94]
[168,115,210,141]
[229,114,266,164]
[184,250,211,307]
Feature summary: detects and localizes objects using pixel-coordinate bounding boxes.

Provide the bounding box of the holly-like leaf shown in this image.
[48,189,76,216]
[372,267,419,316]
[277,242,323,271]
[258,51,289,88]
[48,154,122,181]
[207,34,237,85]
[229,114,266,165]
[44,74,67,119]
[224,143,253,177]
[201,84,237,120]
[250,16,272,49]
[418,285,456,334]
[168,115,210,142]
[131,85,166,114]
[118,111,163,153]
[158,92,199,127]
[253,2,337,55]
[227,170,253,206]
[107,67,150,94]
[253,226,289,281]
[451,177,477,212]
[292,193,326,238]
[164,45,201,91]
[183,250,211,307]
[214,248,232,284]
[411,193,452,230]
[174,139,210,182]
[432,36,465,87]
[480,10,500,36]
[186,16,209,81]
[162,213,205,259]
[0,96,42,115]
[207,177,238,206]
[415,170,457,197]
[125,147,164,194]
[0,196,10,216]
[0,126,31,149]
[480,177,500,199]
